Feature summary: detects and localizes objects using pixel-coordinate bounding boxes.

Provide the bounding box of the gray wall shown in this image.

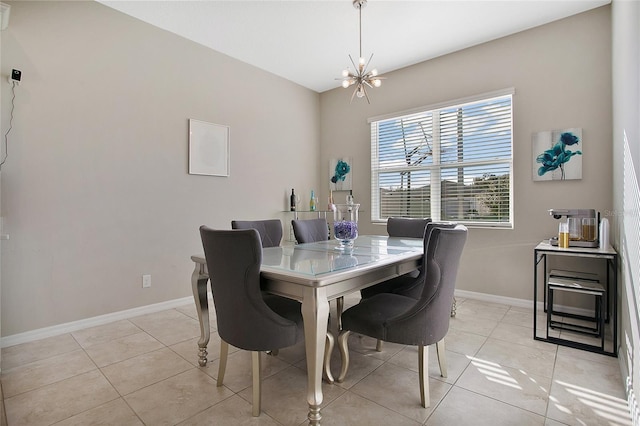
[320,6,613,302]
[612,0,640,421]
[0,1,320,336]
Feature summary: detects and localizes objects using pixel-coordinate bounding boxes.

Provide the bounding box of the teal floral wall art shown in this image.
[329,157,352,191]
[532,128,583,181]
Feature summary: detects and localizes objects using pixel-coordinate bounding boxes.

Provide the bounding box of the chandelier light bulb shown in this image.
[359,57,365,65]
[373,79,382,87]
[356,88,365,98]
[342,80,350,88]
[342,69,349,78]
[371,69,378,76]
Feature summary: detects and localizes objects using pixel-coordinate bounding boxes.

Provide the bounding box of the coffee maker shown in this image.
[548,208,599,248]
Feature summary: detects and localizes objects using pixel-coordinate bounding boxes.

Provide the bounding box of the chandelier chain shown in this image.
[358,3,362,59]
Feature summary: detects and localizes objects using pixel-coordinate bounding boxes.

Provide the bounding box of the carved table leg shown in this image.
[302,288,330,425]
[191,262,210,367]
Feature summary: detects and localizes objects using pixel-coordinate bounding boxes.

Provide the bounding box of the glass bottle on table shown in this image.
[310,190,317,211]
[346,193,354,205]
[290,189,296,211]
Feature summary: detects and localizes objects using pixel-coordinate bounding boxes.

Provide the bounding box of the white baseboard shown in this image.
[455,289,532,309]
[0,289,597,349]
[455,289,597,318]
[0,296,194,348]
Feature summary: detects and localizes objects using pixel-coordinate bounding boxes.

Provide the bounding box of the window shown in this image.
[370,89,513,227]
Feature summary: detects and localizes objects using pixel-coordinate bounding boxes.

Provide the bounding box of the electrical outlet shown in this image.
[142,274,151,288]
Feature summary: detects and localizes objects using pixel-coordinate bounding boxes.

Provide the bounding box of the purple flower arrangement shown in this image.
[334,220,358,241]
[333,203,359,249]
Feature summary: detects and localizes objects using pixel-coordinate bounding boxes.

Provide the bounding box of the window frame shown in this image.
[369,88,515,229]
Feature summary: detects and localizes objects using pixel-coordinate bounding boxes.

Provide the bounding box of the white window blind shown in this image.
[370,90,513,227]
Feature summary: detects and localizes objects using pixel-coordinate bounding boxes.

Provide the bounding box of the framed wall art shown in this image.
[329,157,353,191]
[532,128,582,181]
[189,119,230,177]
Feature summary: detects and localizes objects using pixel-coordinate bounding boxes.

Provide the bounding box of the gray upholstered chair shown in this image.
[336,225,467,408]
[291,218,329,244]
[231,219,283,248]
[362,221,458,351]
[360,217,431,300]
[361,220,454,300]
[199,226,304,416]
[386,217,431,238]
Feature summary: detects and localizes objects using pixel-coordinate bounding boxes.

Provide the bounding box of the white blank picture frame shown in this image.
[189,119,230,177]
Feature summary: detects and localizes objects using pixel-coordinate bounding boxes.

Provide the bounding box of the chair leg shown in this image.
[436,339,447,378]
[324,332,335,384]
[336,330,352,383]
[376,339,384,352]
[217,340,229,387]
[251,351,262,417]
[336,297,344,330]
[450,296,457,317]
[418,345,430,408]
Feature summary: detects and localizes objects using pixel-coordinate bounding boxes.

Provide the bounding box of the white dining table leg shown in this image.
[301,287,330,425]
[191,261,210,367]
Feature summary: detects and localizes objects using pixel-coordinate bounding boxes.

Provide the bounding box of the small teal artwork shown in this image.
[329,157,352,191]
[532,128,583,181]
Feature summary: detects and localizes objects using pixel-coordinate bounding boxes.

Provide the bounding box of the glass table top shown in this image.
[261,235,423,277]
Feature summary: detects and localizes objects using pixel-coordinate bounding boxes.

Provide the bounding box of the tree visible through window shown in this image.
[370,90,513,227]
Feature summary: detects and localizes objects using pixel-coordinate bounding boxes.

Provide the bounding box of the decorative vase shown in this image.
[333,203,360,250]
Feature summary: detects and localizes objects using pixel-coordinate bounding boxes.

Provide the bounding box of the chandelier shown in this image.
[339,0,385,103]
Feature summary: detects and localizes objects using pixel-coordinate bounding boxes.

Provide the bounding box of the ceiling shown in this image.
[98,0,610,93]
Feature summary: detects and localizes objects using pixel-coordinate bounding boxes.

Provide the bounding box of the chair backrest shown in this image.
[394,221,458,299]
[420,221,458,255]
[199,226,299,351]
[385,225,468,346]
[231,219,283,248]
[387,217,432,238]
[291,218,329,243]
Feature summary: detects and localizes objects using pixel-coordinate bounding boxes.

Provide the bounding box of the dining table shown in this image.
[190,235,424,425]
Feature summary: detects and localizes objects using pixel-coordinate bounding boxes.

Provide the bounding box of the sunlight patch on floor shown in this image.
[469,356,522,390]
[555,380,631,425]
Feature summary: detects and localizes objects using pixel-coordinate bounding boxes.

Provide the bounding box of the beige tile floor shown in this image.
[0,296,632,426]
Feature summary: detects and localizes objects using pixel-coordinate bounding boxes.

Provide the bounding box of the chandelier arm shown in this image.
[363,86,371,104]
[350,86,358,103]
[348,54,359,71]
[364,72,384,81]
[364,53,374,72]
